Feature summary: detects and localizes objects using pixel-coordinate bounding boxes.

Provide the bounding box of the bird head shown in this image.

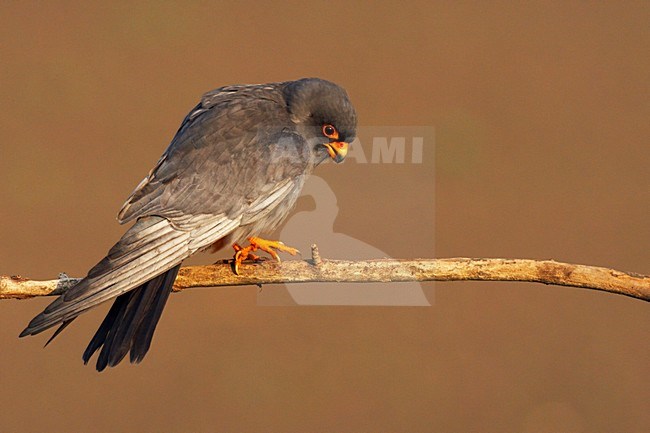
[284,78,357,164]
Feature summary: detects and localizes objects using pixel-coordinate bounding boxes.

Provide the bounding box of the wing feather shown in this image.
[117,86,291,227]
[21,217,189,335]
[241,178,297,225]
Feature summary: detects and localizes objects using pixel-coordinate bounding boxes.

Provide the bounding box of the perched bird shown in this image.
[20,78,357,371]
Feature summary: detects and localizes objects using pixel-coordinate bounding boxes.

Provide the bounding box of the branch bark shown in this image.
[2,246,648,302]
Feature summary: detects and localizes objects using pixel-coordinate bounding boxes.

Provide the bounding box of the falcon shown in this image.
[20,78,357,371]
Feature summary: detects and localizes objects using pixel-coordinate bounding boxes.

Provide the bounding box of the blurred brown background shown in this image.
[1,2,648,432]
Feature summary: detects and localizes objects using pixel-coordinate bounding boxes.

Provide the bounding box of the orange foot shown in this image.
[232,236,300,274]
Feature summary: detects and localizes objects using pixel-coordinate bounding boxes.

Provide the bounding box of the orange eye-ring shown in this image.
[322,124,339,139]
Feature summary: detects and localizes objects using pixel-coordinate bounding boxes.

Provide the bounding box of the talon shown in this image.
[231,236,299,274]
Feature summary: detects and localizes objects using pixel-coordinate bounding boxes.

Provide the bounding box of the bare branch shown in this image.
[2,248,648,302]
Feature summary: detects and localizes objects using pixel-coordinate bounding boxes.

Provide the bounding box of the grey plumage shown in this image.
[20,78,357,371]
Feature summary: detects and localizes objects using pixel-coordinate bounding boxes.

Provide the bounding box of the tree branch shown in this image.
[1,246,648,302]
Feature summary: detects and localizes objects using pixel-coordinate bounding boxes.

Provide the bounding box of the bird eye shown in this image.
[322,124,339,139]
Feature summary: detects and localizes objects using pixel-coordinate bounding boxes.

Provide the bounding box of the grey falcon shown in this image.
[20,77,357,371]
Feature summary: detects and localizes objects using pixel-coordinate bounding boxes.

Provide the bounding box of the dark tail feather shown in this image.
[130,268,178,363]
[82,293,132,365]
[82,265,181,371]
[44,318,76,347]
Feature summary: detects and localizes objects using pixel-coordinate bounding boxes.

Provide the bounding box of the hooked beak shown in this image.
[323,141,349,163]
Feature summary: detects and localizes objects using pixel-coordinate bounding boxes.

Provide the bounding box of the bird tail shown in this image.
[19,213,235,370]
[20,216,189,336]
[82,264,181,371]
[19,216,191,370]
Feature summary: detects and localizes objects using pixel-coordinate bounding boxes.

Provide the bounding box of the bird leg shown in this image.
[232,242,263,262]
[232,236,299,274]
